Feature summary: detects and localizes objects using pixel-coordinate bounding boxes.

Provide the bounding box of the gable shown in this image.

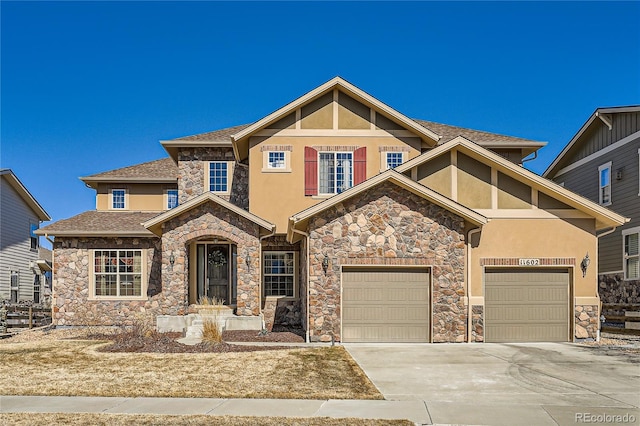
[398,137,627,230]
[232,77,441,161]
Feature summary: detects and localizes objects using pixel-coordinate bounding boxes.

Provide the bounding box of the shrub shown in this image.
[202,317,222,344]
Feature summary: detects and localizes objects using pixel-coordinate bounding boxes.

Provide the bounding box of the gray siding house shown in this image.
[0,169,51,303]
[544,106,640,304]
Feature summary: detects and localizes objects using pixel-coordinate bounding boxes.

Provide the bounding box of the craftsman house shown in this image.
[544,106,640,304]
[38,78,627,343]
[1,169,51,303]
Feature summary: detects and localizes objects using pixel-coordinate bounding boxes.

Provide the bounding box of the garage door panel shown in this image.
[485,269,569,343]
[343,268,430,343]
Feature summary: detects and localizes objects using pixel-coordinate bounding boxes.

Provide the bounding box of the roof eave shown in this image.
[35,230,155,237]
[0,170,51,221]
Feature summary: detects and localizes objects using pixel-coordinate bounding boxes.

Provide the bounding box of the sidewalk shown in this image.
[0,395,429,424]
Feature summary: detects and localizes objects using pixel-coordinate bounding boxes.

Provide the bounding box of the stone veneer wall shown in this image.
[52,237,167,326]
[598,273,640,304]
[260,235,302,330]
[160,201,262,316]
[177,147,249,210]
[575,305,599,339]
[306,181,467,342]
[471,305,484,342]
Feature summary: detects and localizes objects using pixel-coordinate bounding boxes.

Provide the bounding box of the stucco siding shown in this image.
[0,178,41,301]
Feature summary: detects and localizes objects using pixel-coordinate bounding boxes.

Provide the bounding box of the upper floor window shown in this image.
[112,189,126,209]
[386,152,404,169]
[319,152,353,194]
[208,162,229,193]
[268,152,286,169]
[29,222,38,251]
[623,227,640,280]
[167,189,178,209]
[598,162,611,206]
[93,250,143,298]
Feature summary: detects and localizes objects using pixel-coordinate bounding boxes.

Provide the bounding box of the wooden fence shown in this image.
[0,305,52,333]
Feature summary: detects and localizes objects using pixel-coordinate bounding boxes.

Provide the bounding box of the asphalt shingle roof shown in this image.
[175,124,251,141]
[38,211,159,236]
[82,158,178,181]
[413,119,542,145]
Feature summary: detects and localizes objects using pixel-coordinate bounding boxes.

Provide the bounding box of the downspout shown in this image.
[594,226,617,341]
[467,227,482,343]
[258,226,277,330]
[292,228,311,343]
[521,150,538,164]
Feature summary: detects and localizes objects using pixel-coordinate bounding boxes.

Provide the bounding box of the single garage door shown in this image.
[484,268,569,343]
[342,267,430,343]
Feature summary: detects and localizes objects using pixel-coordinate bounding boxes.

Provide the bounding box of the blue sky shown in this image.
[2,1,639,238]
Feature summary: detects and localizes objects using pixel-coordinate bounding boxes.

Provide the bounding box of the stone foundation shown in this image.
[599,273,640,304]
[262,298,302,331]
[471,305,484,342]
[306,181,467,342]
[575,305,599,340]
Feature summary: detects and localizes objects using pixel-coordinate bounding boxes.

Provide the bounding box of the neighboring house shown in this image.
[544,106,640,304]
[38,77,627,343]
[0,169,51,303]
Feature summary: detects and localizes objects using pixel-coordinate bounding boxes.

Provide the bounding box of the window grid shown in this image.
[263,252,295,297]
[112,189,126,209]
[94,250,142,297]
[624,232,639,280]
[319,152,353,194]
[30,222,38,250]
[268,152,286,169]
[209,162,228,192]
[167,190,178,209]
[386,152,404,169]
[598,163,611,205]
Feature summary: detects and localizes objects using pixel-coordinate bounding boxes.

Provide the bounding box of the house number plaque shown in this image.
[519,258,540,266]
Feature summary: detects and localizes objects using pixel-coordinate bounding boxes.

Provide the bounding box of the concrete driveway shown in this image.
[345,342,640,426]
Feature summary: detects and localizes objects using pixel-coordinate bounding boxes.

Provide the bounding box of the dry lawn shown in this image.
[0,413,412,426]
[0,336,381,400]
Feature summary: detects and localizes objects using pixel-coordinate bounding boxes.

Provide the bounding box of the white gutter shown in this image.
[292,228,311,343]
[467,228,482,343]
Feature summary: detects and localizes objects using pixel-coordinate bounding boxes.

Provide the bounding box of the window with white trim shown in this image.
[93,250,143,297]
[30,221,39,251]
[319,152,352,194]
[112,189,126,209]
[598,162,612,206]
[167,189,178,209]
[263,251,295,297]
[208,162,229,193]
[268,152,286,169]
[623,228,640,280]
[386,152,404,169]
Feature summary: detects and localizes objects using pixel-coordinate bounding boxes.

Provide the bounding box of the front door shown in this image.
[194,242,236,305]
[207,245,228,303]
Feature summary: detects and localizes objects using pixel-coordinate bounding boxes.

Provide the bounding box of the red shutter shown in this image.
[354,146,367,185]
[304,146,318,196]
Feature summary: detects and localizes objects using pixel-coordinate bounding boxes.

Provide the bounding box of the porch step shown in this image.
[185,319,204,339]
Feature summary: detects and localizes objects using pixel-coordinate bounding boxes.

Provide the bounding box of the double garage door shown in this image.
[342,267,570,343]
[484,268,570,343]
[342,268,430,343]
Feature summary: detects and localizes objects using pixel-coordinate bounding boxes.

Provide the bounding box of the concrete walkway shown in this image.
[0,395,428,424]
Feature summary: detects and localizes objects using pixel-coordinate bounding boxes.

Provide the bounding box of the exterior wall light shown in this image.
[616,168,624,180]
[169,252,175,266]
[245,251,251,270]
[322,254,330,274]
[581,253,590,278]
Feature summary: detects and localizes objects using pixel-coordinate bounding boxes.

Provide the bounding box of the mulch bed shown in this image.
[88,327,306,353]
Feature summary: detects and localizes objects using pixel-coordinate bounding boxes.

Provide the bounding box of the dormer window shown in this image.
[111,189,126,209]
